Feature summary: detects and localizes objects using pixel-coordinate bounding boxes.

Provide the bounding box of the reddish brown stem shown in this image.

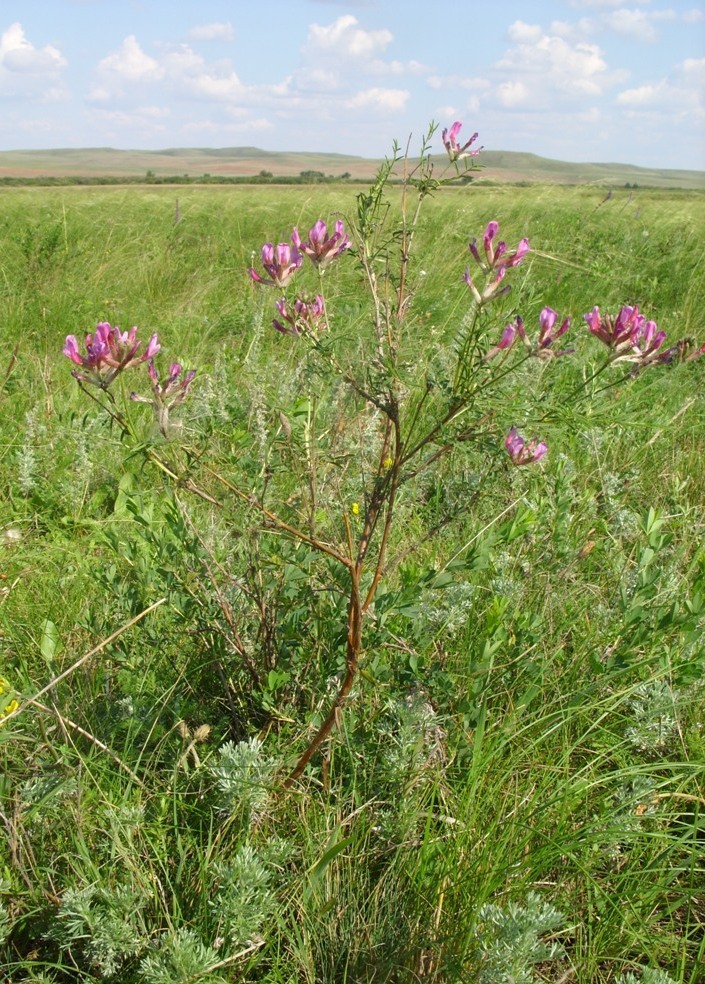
[284,572,362,786]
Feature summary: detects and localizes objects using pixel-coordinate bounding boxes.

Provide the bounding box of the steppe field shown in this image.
[1,175,704,983]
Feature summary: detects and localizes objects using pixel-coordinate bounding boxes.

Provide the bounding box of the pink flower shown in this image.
[535,307,572,358]
[292,220,351,270]
[632,319,668,365]
[656,338,705,364]
[484,316,526,360]
[504,238,530,268]
[584,305,644,356]
[505,427,547,466]
[131,361,196,438]
[469,222,530,274]
[249,242,303,287]
[464,264,509,305]
[63,322,160,387]
[442,122,481,162]
[273,295,327,336]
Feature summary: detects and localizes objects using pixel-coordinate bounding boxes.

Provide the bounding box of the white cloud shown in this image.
[507,21,544,44]
[616,57,705,124]
[98,36,163,84]
[0,22,66,73]
[604,9,659,42]
[0,22,67,100]
[93,36,245,104]
[299,14,423,88]
[187,22,235,42]
[617,79,671,107]
[346,87,409,112]
[496,25,626,103]
[497,80,528,107]
[306,15,393,59]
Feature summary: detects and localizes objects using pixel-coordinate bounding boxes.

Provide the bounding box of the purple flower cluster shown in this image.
[249,218,351,336]
[292,220,351,270]
[249,243,303,289]
[63,322,160,388]
[464,220,530,305]
[130,361,197,437]
[63,322,196,435]
[273,295,327,336]
[486,308,572,361]
[442,122,481,163]
[505,427,547,466]
[584,304,705,367]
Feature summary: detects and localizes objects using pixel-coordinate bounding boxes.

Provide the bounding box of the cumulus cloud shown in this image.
[187,22,235,43]
[97,35,162,85]
[507,21,544,44]
[617,56,705,118]
[0,22,67,100]
[0,22,66,73]
[305,15,393,59]
[604,9,660,42]
[299,14,425,89]
[92,35,245,103]
[496,23,627,103]
[346,87,409,112]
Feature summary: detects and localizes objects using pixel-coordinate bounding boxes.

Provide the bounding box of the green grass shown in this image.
[1,180,704,983]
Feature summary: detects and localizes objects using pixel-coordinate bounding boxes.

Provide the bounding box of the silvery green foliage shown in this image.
[385,690,446,771]
[62,414,100,502]
[190,353,232,427]
[209,844,274,946]
[601,470,640,540]
[595,777,659,860]
[17,406,41,496]
[471,891,565,983]
[617,968,679,984]
[46,883,147,977]
[422,580,476,637]
[139,928,225,984]
[210,737,274,821]
[0,899,10,947]
[625,680,680,754]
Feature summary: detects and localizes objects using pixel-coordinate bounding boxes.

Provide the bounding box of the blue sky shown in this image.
[1,0,703,169]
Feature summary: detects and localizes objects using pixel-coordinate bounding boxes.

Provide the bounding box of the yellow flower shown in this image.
[0,698,18,720]
[351,502,360,516]
[0,675,19,723]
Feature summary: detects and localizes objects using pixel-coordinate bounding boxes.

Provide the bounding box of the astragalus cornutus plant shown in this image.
[57,122,701,788]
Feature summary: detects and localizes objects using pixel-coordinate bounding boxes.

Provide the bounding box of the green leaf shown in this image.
[40,619,60,663]
[304,828,352,903]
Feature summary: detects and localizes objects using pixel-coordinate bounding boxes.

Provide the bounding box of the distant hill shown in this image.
[0,146,702,189]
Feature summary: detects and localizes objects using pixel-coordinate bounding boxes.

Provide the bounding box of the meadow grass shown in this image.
[0,180,704,983]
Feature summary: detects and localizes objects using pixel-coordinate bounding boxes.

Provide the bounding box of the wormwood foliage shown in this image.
[1,121,704,982]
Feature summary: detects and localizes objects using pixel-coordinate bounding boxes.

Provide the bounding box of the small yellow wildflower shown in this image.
[0,698,19,720]
[0,675,19,723]
[351,502,360,516]
[382,457,393,470]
